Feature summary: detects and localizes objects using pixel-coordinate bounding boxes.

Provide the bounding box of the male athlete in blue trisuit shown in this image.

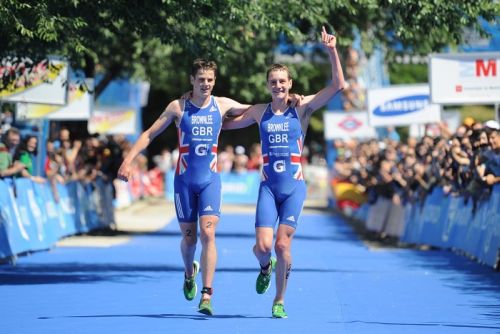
[118,60,252,316]
[118,59,301,316]
[223,26,345,318]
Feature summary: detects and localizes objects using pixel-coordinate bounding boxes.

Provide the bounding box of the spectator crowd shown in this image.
[0,122,126,201]
[332,119,500,213]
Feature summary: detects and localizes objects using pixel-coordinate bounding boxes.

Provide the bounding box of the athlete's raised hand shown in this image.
[321,26,337,51]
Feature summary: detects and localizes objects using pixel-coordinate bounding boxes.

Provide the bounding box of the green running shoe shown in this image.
[256,256,276,294]
[183,260,199,301]
[272,303,287,318]
[198,298,213,316]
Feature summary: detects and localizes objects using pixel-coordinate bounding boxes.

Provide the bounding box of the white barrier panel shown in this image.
[366,198,391,233]
[384,203,406,237]
[430,52,500,104]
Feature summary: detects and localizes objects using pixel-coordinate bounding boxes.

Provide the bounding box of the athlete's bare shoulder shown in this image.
[250,103,268,119]
[163,99,183,118]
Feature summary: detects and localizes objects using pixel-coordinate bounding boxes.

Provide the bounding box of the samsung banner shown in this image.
[430,52,500,104]
[0,57,69,105]
[16,79,93,120]
[368,84,441,127]
[324,111,376,140]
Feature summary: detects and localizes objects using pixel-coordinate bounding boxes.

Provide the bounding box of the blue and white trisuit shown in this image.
[256,104,306,229]
[174,96,222,222]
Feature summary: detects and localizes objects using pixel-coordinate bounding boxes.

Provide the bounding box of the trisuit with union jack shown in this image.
[255,104,306,229]
[174,96,222,222]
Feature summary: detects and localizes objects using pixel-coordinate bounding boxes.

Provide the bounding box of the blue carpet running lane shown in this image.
[0,212,499,334]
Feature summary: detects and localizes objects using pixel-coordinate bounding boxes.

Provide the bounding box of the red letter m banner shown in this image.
[475,59,497,77]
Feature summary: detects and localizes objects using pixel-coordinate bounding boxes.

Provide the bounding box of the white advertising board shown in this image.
[0,57,68,105]
[324,111,376,140]
[430,52,500,104]
[16,79,93,120]
[368,84,441,127]
[88,107,136,135]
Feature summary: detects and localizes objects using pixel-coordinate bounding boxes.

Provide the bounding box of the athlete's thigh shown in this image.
[174,176,198,222]
[256,183,278,228]
[278,181,306,228]
[198,174,221,219]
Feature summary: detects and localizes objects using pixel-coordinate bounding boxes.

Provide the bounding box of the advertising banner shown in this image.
[368,85,441,127]
[88,107,136,135]
[16,79,93,120]
[430,52,500,104]
[0,57,68,105]
[323,111,376,140]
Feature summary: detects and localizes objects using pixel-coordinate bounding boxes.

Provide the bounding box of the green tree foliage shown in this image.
[388,63,428,85]
[2,0,497,95]
[1,0,498,148]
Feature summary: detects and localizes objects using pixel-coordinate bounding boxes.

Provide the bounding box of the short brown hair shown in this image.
[191,59,217,77]
[266,64,292,80]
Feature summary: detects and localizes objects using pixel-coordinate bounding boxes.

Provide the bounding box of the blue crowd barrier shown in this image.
[349,184,500,268]
[165,170,260,205]
[83,182,101,231]
[95,177,116,228]
[0,177,117,261]
[476,187,500,267]
[0,216,11,259]
[66,181,91,234]
[55,182,78,237]
[13,178,50,251]
[0,181,14,258]
[220,171,260,204]
[0,179,31,255]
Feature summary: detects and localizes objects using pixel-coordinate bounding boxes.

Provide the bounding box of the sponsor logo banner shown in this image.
[0,57,68,105]
[368,85,441,127]
[88,107,136,135]
[324,111,376,140]
[430,52,500,104]
[16,79,93,120]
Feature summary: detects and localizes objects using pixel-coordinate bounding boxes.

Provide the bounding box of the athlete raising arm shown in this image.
[222,26,345,318]
[117,59,302,316]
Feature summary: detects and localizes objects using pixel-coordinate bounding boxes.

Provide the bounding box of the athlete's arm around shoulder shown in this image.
[222,103,267,130]
[297,27,345,117]
[117,100,181,181]
[215,96,252,118]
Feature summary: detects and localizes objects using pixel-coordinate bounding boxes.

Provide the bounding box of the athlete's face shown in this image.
[267,70,292,99]
[191,69,216,97]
